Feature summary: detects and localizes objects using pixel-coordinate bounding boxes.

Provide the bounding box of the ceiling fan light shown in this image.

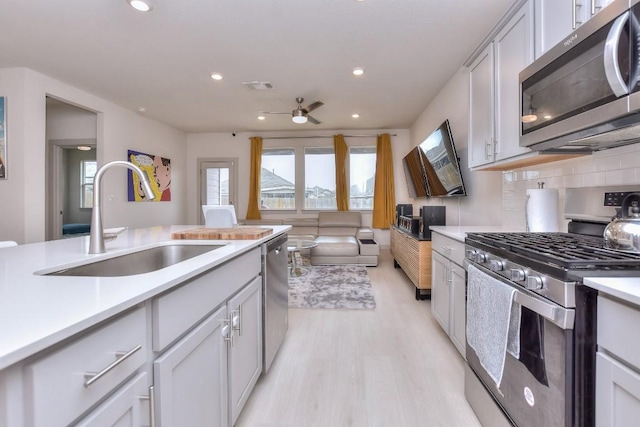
[292,110,307,124]
[128,0,153,12]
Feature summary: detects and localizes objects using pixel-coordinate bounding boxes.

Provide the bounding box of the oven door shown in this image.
[465,261,575,427]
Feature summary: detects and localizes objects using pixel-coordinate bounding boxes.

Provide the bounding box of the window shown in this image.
[261,148,295,209]
[80,160,97,209]
[349,146,376,209]
[304,147,336,209]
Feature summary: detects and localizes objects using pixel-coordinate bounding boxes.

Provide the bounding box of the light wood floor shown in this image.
[236,250,482,427]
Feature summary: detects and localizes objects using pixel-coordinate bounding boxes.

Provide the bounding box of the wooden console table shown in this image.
[390,226,432,300]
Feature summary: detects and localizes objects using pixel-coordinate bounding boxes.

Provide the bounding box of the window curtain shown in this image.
[333,134,349,211]
[246,136,263,220]
[372,133,396,229]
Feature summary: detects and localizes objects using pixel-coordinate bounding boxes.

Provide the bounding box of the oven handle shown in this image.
[464,260,575,330]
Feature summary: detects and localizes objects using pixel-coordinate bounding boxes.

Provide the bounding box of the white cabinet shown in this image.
[596,295,640,426]
[75,372,151,427]
[22,307,148,427]
[152,247,262,427]
[154,306,230,427]
[431,232,466,357]
[469,0,533,169]
[228,277,263,426]
[534,0,614,58]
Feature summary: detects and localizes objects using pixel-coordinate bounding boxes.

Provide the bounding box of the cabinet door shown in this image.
[449,263,467,358]
[75,372,150,427]
[469,43,495,168]
[431,252,450,332]
[495,1,533,162]
[596,352,640,427]
[154,306,229,427]
[534,0,575,58]
[228,277,263,426]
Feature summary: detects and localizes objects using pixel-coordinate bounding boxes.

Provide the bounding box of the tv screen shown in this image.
[402,147,428,198]
[418,120,466,197]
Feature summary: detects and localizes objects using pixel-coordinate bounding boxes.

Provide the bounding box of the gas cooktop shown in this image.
[466,232,640,272]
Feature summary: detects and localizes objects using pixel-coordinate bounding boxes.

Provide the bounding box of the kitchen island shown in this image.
[0,224,290,426]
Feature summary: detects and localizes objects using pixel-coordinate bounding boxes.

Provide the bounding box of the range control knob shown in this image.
[466,250,477,260]
[526,276,543,290]
[475,252,487,263]
[510,268,526,282]
[490,260,504,272]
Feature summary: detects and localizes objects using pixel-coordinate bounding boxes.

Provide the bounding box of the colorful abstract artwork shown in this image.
[127,149,171,201]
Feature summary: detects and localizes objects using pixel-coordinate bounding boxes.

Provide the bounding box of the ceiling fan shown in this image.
[261,97,324,124]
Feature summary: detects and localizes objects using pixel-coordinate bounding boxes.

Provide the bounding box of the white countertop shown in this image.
[0,225,290,370]
[584,277,640,307]
[429,225,526,242]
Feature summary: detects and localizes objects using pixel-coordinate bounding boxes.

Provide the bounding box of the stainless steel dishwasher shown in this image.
[262,234,289,373]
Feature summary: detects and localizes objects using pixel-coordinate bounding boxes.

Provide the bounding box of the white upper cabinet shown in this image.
[468,0,533,169]
[534,0,615,58]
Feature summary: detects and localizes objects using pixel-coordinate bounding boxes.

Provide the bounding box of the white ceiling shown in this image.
[0,0,514,133]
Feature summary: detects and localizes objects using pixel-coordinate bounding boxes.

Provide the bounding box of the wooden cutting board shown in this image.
[171,227,273,240]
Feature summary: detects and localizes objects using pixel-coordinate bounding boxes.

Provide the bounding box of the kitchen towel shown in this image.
[525,188,560,232]
[467,264,522,388]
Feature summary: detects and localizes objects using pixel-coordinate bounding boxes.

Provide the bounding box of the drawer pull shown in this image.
[83,344,142,388]
[231,306,242,336]
[138,385,156,427]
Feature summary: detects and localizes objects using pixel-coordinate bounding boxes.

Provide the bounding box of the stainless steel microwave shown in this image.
[519,0,640,153]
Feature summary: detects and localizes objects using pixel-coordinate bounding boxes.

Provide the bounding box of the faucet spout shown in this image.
[88,161,156,254]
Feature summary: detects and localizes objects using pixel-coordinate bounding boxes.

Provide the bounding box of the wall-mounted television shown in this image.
[418,119,467,197]
[402,147,429,198]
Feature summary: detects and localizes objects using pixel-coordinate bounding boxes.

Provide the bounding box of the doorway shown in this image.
[198,159,238,225]
[45,97,98,240]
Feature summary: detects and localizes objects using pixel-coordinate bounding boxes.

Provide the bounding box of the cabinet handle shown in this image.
[573,0,583,29]
[221,319,233,346]
[83,344,142,388]
[592,0,600,16]
[231,306,242,336]
[447,266,454,284]
[138,385,156,427]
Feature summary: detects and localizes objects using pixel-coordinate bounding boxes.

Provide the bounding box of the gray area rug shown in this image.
[288,261,376,310]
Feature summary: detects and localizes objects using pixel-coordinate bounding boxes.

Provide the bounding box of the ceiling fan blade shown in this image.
[307,115,321,125]
[259,111,290,115]
[304,101,324,113]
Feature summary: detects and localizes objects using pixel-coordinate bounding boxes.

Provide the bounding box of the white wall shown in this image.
[186,128,411,247]
[0,68,188,244]
[410,67,503,226]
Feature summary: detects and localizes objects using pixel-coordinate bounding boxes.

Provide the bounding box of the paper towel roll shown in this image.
[525,188,560,232]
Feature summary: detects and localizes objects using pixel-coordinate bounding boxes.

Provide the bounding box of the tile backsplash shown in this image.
[502,143,640,228]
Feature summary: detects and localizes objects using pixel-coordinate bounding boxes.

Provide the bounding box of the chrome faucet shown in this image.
[88,161,156,254]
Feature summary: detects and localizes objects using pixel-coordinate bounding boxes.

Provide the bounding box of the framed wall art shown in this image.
[0,97,6,179]
[127,149,172,201]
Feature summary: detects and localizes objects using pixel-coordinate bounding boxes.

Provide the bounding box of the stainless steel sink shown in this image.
[46,244,226,277]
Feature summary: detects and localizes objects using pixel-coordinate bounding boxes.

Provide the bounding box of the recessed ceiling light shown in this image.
[138,107,147,113]
[210,72,223,81]
[258,115,266,121]
[127,0,153,12]
[77,146,92,151]
[352,67,365,76]
[352,113,360,119]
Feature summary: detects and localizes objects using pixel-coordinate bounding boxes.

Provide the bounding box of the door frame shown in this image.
[48,139,96,240]
[197,158,239,225]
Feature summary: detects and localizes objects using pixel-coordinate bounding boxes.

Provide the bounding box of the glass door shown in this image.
[199,159,237,225]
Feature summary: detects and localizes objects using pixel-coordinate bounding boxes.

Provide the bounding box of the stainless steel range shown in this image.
[463,188,640,427]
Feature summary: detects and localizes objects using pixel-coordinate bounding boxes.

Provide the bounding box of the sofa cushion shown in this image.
[311,236,359,257]
[317,212,361,228]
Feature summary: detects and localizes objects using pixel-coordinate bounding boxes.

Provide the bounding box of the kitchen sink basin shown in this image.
[45,244,226,277]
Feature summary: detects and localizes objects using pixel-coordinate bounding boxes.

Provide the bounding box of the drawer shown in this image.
[432,232,465,266]
[598,295,640,369]
[23,307,147,427]
[153,247,261,352]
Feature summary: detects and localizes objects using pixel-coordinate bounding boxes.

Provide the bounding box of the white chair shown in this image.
[202,205,238,228]
[0,241,18,248]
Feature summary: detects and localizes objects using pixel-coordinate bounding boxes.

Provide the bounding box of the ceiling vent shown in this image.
[242,81,274,90]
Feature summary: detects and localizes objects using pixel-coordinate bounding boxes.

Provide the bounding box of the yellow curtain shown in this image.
[333,134,349,211]
[372,133,396,229]
[246,136,263,220]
